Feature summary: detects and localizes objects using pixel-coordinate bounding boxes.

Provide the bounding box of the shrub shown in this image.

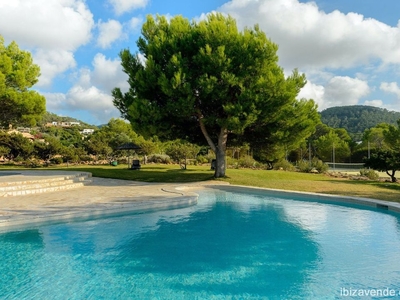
[147,154,171,164]
[297,160,312,173]
[297,158,328,173]
[50,157,63,164]
[359,168,379,180]
[80,155,94,162]
[273,160,295,171]
[238,155,257,168]
[196,155,209,164]
[312,158,329,173]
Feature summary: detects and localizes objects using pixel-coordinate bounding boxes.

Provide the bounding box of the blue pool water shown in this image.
[1,188,400,299]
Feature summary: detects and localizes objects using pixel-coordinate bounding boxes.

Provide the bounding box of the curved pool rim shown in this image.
[197,184,400,215]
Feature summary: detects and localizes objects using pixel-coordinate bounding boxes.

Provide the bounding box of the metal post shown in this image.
[333,142,335,171]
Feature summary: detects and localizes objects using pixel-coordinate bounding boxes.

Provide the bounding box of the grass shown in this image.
[2,163,400,202]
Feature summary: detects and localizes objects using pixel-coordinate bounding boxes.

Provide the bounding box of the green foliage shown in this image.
[312,158,329,173]
[113,13,313,177]
[296,160,312,173]
[361,123,390,151]
[297,158,328,173]
[0,35,45,127]
[383,120,400,152]
[165,140,200,169]
[248,98,320,163]
[364,150,400,182]
[273,160,295,171]
[40,111,93,127]
[320,105,400,140]
[147,154,171,164]
[0,145,10,157]
[50,157,63,164]
[0,131,33,159]
[237,155,259,169]
[314,131,350,162]
[359,168,379,180]
[196,155,209,165]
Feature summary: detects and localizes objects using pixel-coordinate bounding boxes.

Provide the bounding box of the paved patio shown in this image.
[0,170,220,231]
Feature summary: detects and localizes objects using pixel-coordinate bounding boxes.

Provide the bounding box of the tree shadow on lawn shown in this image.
[325,179,400,202]
[65,167,216,183]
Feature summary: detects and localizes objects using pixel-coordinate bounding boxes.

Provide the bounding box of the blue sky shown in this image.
[1,0,400,125]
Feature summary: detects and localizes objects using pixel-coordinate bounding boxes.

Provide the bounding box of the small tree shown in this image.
[364,150,400,182]
[165,140,200,169]
[0,35,45,127]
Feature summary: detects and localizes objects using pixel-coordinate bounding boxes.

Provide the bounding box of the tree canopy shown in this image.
[320,105,400,140]
[0,35,46,127]
[113,13,318,177]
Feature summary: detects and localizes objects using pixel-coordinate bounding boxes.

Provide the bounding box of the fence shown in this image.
[326,162,365,171]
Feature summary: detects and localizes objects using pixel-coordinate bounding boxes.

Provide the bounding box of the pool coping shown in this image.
[1,168,400,231]
[200,184,400,214]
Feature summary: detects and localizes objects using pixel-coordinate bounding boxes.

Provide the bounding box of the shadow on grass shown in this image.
[324,179,400,201]
[59,166,216,183]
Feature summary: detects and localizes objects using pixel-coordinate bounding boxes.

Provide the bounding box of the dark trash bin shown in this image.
[211,159,216,170]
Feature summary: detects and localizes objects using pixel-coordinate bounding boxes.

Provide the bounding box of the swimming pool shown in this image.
[1,187,400,299]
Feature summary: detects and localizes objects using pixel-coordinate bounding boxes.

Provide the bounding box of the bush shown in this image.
[238,155,257,168]
[273,160,295,171]
[297,158,328,173]
[196,155,209,164]
[80,155,94,162]
[312,158,329,173]
[296,160,312,173]
[147,154,171,164]
[359,168,379,180]
[50,157,63,164]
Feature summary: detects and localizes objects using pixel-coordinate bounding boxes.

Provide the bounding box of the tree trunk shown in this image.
[197,112,228,178]
[214,128,228,178]
[386,170,397,182]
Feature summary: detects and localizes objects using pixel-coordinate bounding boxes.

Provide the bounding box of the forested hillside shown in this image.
[320,105,400,138]
[40,112,94,127]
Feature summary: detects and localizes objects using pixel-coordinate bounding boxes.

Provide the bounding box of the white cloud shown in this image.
[92,53,129,92]
[380,82,400,98]
[34,50,76,87]
[128,16,143,31]
[108,0,149,15]
[299,76,370,110]
[97,19,123,48]
[219,0,400,70]
[43,53,128,124]
[44,92,67,113]
[0,0,93,51]
[364,100,383,107]
[324,76,370,105]
[0,0,94,86]
[44,87,120,125]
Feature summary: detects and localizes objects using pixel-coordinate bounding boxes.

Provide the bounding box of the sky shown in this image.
[1,0,400,125]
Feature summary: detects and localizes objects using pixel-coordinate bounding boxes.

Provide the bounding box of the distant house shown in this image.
[16,127,31,133]
[70,122,80,126]
[8,130,35,142]
[82,129,95,135]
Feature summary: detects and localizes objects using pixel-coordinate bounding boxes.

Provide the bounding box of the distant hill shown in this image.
[320,105,400,139]
[40,112,95,128]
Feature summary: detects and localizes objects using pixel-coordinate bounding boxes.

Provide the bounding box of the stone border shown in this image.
[203,184,400,214]
[0,194,198,233]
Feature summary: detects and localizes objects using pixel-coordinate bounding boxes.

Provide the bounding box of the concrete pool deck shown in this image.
[1,170,400,231]
[0,170,224,231]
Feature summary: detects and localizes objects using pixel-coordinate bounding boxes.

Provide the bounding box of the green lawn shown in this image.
[2,163,400,202]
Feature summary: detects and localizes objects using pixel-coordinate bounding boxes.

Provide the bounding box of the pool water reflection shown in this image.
[1,188,400,299]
